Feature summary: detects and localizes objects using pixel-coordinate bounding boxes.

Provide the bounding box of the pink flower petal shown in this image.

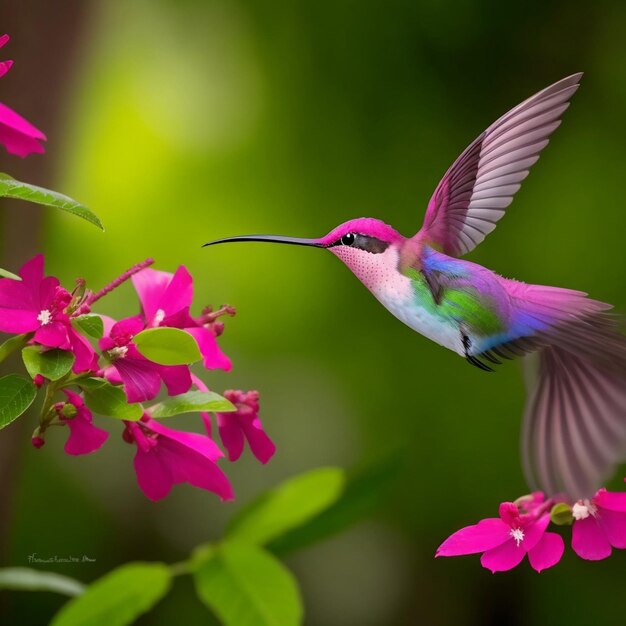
[0,276,29,308]
[144,417,223,461]
[0,307,39,333]
[527,532,564,572]
[132,268,175,322]
[162,308,196,329]
[200,412,212,436]
[63,389,84,407]
[243,418,276,464]
[186,326,232,371]
[34,322,68,348]
[217,415,245,462]
[598,508,626,549]
[0,102,46,157]
[480,539,526,573]
[132,419,232,502]
[166,440,233,500]
[131,266,193,322]
[0,60,13,79]
[102,365,123,385]
[62,390,108,456]
[0,34,10,49]
[436,518,511,557]
[134,444,175,500]
[499,502,521,527]
[64,415,109,455]
[68,328,99,373]
[190,373,212,435]
[99,315,117,337]
[38,276,62,311]
[520,513,551,553]
[572,517,612,560]
[111,315,144,339]
[113,358,161,403]
[159,364,192,397]
[161,266,193,315]
[595,489,626,512]
[18,254,44,288]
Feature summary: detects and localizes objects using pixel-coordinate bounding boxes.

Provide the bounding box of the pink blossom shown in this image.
[0,34,46,157]
[99,316,191,403]
[436,497,564,573]
[0,255,97,373]
[571,488,626,561]
[191,373,213,436]
[131,266,232,371]
[122,415,233,501]
[59,390,109,455]
[216,390,275,464]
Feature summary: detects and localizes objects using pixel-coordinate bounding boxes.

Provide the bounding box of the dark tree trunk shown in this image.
[0,0,94,574]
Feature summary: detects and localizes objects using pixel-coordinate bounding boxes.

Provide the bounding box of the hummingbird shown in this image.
[205,74,626,501]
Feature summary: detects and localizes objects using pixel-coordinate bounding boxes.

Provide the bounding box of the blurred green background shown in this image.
[2,0,626,624]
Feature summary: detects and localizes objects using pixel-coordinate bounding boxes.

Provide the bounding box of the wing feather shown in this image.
[415,74,582,257]
[522,346,626,499]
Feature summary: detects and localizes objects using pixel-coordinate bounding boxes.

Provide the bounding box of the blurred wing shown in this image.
[415,74,582,257]
[522,344,626,500]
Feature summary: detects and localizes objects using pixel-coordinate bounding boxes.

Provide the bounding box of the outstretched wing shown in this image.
[415,74,582,257]
[522,343,626,500]
[479,280,626,499]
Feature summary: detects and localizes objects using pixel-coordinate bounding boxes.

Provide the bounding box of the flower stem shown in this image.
[39,382,58,428]
[0,333,30,364]
[86,258,154,307]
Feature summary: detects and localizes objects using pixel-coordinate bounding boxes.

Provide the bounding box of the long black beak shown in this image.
[203,234,324,248]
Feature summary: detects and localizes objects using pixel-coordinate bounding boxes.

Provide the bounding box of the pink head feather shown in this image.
[318,218,405,247]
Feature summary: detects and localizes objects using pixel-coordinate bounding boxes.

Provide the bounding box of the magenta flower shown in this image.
[216,390,275,464]
[0,34,46,157]
[131,266,232,371]
[437,498,564,573]
[99,316,191,403]
[571,488,626,560]
[191,373,214,436]
[59,390,109,455]
[122,415,233,501]
[0,255,97,373]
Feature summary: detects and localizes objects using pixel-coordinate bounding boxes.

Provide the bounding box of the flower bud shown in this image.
[33,374,46,388]
[61,403,78,419]
[31,427,45,449]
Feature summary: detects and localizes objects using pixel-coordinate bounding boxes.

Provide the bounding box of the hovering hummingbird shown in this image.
[205,74,626,501]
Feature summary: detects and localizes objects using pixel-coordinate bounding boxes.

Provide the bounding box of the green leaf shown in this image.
[22,346,75,381]
[133,327,202,365]
[550,502,574,526]
[0,173,103,230]
[148,390,235,418]
[0,567,85,597]
[51,562,170,626]
[0,267,20,280]
[71,314,104,339]
[0,333,30,364]
[227,467,345,546]
[268,454,402,556]
[0,374,37,429]
[80,378,142,420]
[194,542,302,626]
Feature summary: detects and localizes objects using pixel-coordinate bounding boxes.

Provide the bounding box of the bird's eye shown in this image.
[341,233,356,246]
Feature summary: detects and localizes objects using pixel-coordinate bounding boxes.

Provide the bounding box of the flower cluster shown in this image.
[436,485,626,572]
[0,255,275,501]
